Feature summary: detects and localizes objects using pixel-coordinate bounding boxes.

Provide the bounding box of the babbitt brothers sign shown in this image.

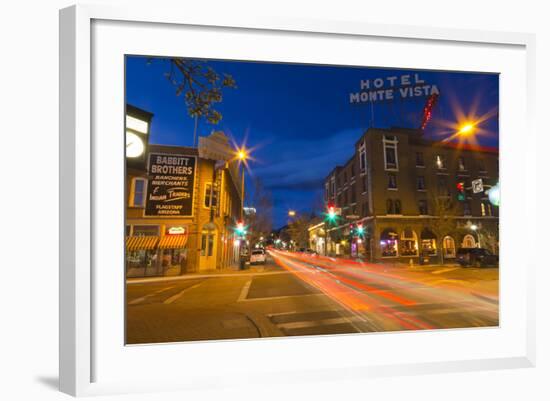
[145,153,196,217]
[349,73,439,104]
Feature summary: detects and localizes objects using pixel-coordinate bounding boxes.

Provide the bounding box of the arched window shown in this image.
[462,234,477,248]
[395,200,402,214]
[443,235,456,258]
[380,228,398,257]
[386,199,394,214]
[400,229,418,256]
[420,228,437,256]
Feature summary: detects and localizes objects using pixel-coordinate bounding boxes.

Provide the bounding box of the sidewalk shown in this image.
[126,262,278,284]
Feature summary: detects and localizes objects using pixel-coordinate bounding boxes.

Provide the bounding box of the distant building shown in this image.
[125,108,244,277]
[318,127,499,263]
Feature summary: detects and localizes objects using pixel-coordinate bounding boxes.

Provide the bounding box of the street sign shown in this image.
[346,215,360,220]
[472,178,484,194]
[334,208,342,216]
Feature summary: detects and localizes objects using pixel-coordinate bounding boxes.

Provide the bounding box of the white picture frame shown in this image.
[59,4,536,397]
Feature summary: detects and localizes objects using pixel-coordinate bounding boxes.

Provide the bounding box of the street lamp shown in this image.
[458,122,476,135]
[288,210,296,217]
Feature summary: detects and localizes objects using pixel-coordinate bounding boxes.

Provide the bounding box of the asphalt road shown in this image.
[126,250,498,344]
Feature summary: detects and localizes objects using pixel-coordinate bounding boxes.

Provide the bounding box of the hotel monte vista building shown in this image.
[125,105,244,277]
[313,127,499,263]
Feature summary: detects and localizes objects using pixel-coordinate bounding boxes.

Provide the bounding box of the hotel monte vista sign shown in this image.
[145,153,196,217]
[349,73,439,104]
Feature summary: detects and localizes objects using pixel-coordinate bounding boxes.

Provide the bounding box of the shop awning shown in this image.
[126,236,159,251]
[158,234,188,250]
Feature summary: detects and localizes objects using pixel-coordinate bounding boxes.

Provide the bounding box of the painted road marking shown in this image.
[432,267,460,275]
[238,293,322,303]
[163,281,204,304]
[276,317,360,330]
[237,279,252,302]
[128,286,175,305]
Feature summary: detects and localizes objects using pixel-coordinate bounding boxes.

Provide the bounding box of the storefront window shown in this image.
[421,239,437,256]
[380,229,398,257]
[443,236,456,258]
[420,228,437,256]
[400,229,418,256]
[133,225,159,236]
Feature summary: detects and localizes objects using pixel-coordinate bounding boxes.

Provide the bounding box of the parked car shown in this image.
[250,249,267,264]
[456,248,498,267]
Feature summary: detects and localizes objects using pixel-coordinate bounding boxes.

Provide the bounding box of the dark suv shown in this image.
[456,248,498,267]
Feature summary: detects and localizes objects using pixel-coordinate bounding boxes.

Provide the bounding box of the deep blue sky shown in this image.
[126,56,499,228]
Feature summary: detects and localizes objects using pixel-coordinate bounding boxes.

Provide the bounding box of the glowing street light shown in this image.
[458,122,475,135]
[237,149,248,161]
[470,224,478,231]
[288,210,296,217]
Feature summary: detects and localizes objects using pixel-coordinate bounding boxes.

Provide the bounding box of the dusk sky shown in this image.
[126,56,499,228]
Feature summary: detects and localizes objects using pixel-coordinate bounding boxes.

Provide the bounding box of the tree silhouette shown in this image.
[150,58,237,124]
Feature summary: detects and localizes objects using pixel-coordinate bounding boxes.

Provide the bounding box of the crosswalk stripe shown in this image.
[128,286,175,305]
[277,317,359,330]
[163,282,204,304]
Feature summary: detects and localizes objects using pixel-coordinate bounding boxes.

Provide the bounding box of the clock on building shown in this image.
[126,105,153,169]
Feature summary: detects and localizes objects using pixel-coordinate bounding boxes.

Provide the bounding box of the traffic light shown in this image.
[235,221,246,235]
[356,223,365,235]
[326,202,336,222]
[456,182,466,201]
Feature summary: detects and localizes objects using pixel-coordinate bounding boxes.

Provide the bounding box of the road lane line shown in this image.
[237,279,252,302]
[163,281,204,304]
[128,286,175,305]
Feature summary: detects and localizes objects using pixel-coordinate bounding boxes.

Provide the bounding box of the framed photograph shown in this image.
[60,4,536,396]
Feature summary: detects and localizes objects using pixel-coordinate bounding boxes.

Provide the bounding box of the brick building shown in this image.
[125,106,243,277]
[319,127,499,263]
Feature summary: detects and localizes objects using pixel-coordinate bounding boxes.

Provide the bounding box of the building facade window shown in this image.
[130,177,147,207]
[420,229,437,256]
[463,201,472,216]
[363,175,368,193]
[350,164,355,179]
[380,228,399,257]
[386,199,394,214]
[388,173,397,189]
[462,234,477,248]
[478,160,487,173]
[481,200,493,216]
[204,183,219,208]
[418,200,428,215]
[362,202,369,216]
[331,176,335,196]
[435,154,446,169]
[443,236,456,258]
[383,135,398,170]
[458,157,466,171]
[394,199,402,214]
[325,182,329,201]
[400,229,418,256]
[416,152,424,167]
[437,176,449,196]
[359,143,367,172]
[417,176,426,191]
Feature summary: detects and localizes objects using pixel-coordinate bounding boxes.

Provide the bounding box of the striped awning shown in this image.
[126,236,159,251]
[158,234,188,250]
